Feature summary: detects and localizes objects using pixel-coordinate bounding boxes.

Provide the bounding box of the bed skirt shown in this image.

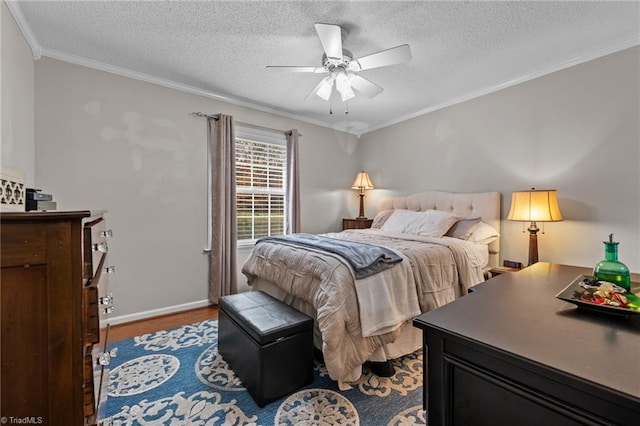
[250,277,423,380]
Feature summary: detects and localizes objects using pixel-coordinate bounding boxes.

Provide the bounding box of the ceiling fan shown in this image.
[267,23,412,104]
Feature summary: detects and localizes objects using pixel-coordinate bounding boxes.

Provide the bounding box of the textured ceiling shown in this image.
[11,1,640,135]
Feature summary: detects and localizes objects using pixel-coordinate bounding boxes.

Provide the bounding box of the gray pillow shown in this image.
[446,217,481,240]
[371,209,394,229]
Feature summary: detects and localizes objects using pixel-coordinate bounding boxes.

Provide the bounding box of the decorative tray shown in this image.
[556,275,640,316]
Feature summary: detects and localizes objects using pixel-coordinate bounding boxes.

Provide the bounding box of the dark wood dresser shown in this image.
[413,262,640,426]
[1,211,115,425]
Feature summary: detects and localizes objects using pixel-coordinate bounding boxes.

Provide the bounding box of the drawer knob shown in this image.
[98,352,111,366]
[97,347,118,366]
[92,242,109,253]
[101,229,113,238]
[103,265,116,274]
[99,293,114,305]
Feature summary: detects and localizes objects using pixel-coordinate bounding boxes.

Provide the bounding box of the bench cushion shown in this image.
[219,291,312,345]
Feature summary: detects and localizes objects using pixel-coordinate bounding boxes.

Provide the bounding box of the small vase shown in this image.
[593,234,631,292]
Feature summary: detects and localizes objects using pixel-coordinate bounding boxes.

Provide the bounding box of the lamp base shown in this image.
[357,192,366,220]
[527,222,539,266]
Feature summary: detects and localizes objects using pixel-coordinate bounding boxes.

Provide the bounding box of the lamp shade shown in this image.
[507,189,563,222]
[351,171,374,190]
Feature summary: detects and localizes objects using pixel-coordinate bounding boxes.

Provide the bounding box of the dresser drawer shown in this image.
[91,325,113,424]
[83,353,96,418]
[83,220,114,344]
[83,306,112,424]
[84,285,100,345]
[84,217,111,281]
[83,284,114,346]
[81,213,115,425]
[85,324,113,422]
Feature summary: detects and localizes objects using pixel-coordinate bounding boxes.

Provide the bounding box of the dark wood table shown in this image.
[413,262,640,426]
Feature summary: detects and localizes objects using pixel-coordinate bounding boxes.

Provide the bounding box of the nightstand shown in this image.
[489,266,522,277]
[342,218,373,230]
[488,260,523,278]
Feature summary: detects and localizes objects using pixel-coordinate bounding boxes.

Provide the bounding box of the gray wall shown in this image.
[358,46,640,272]
[1,2,35,185]
[6,6,639,321]
[34,58,361,321]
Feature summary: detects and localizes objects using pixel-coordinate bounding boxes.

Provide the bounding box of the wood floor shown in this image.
[109,305,219,342]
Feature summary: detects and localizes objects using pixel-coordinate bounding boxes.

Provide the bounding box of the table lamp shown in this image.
[507,188,563,265]
[351,171,374,219]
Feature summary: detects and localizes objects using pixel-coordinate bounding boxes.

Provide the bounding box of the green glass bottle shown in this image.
[593,234,631,292]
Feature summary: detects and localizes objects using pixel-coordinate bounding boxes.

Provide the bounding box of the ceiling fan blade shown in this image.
[350,44,412,71]
[266,66,326,73]
[350,75,383,98]
[314,23,343,59]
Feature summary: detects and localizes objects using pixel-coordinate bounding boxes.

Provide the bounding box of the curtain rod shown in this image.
[191,112,219,120]
[191,112,301,136]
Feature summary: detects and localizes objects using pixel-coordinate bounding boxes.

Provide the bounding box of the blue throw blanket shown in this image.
[258,233,402,279]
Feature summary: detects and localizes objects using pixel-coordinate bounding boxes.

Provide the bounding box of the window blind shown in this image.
[236,138,286,242]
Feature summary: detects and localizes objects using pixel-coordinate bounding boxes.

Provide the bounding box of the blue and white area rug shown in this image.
[105,319,426,425]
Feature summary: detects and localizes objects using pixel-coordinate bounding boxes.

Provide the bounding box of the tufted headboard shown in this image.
[379,191,501,269]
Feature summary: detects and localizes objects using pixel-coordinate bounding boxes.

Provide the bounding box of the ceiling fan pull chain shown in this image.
[345,102,349,115]
[329,97,333,115]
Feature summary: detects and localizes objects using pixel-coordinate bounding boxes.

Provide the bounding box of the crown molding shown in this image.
[5,1,353,135]
[6,0,638,137]
[5,1,41,59]
[366,38,640,134]
[41,47,355,135]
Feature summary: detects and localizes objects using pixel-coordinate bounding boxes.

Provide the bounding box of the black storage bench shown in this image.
[218,291,314,407]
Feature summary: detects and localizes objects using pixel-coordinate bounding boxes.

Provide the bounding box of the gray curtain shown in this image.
[209,115,237,303]
[286,129,300,234]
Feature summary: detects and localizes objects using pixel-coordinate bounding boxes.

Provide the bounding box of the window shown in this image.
[235,128,287,244]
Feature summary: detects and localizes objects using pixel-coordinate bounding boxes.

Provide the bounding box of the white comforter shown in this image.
[241,229,486,382]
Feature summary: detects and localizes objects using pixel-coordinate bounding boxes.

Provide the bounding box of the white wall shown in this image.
[1,2,35,185]
[358,46,640,272]
[34,57,361,319]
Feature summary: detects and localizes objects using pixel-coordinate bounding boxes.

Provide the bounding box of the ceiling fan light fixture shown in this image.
[316,76,333,100]
[270,23,411,105]
[335,70,355,101]
[339,85,355,102]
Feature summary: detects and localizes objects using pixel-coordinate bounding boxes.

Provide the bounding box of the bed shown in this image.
[241,191,501,384]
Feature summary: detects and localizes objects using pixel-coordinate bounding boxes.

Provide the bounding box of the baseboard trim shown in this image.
[109,299,212,326]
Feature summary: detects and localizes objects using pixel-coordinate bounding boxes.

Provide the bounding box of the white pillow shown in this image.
[406,210,459,237]
[466,222,500,245]
[380,209,417,233]
[381,209,458,238]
